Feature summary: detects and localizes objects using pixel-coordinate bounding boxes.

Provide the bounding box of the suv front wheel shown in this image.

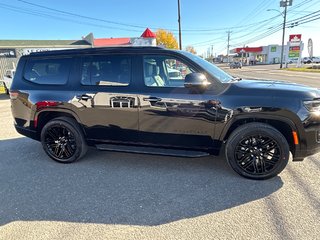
[225,123,289,180]
[40,117,87,163]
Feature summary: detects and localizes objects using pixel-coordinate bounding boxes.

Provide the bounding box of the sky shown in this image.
[1,0,320,57]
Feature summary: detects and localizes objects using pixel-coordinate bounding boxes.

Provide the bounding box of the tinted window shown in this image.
[24,58,71,85]
[81,55,131,86]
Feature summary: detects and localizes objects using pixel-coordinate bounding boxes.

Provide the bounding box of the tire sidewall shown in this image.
[41,119,84,163]
[226,124,289,180]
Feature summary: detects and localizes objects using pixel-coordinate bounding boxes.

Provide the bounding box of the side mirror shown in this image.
[184,73,211,89]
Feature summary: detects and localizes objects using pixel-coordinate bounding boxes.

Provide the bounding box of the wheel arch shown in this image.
[221,116,298,156]
[35,109,86,139]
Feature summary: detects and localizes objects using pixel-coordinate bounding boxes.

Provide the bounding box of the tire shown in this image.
[40,117,87,163]
[225,123,289,180]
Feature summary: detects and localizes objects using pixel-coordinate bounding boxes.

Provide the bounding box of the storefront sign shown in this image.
[289,46,300,58]
[289,34,302,42]
[17,48,66,56]
[270,46,277,52]
[0,49,16,58]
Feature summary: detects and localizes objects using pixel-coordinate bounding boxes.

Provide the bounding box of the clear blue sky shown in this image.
[1,0,320,56]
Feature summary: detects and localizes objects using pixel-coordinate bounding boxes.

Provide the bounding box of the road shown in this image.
[0,81,320,239]
[221,64,320,88]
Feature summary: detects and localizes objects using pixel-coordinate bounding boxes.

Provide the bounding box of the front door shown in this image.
[138,54,218,150]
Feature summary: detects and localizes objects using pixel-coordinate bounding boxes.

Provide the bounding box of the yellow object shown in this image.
[0,85,5,93]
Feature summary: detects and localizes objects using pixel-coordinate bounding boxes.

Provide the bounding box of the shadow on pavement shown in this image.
[0,137,283,226]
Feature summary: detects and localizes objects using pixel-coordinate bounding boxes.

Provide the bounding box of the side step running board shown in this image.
[95,144,209,158]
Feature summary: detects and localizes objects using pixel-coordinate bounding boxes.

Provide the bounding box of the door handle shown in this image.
[76,94,93,101]
[143,97,162,102]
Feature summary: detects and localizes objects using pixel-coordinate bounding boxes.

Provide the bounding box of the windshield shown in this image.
[179,51,233,83]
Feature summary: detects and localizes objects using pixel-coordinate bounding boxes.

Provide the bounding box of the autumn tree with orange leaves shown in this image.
[155,29,178,49]
[185,45,197,54]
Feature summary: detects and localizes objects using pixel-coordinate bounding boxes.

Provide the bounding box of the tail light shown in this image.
[36,101,58,110]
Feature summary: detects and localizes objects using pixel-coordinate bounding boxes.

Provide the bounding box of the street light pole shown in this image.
[280,1,288,69]
[177,0,182,50]
[268,0,292,69]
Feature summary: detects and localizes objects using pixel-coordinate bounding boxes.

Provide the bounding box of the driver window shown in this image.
[143,56,194,88]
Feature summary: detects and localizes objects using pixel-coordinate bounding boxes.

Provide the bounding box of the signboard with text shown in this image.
[289,46,300,58]
[288,34,302,60]
[0,49,16,58]
[289,34,302,42]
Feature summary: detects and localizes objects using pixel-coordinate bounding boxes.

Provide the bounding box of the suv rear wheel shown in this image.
[40,117,87,163]
[225,123,289,180]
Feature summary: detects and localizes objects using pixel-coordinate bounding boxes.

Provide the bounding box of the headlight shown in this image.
[303,100,320,112]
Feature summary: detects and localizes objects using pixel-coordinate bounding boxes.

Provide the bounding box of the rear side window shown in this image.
[81,55,131,86]
[24,58,72,85]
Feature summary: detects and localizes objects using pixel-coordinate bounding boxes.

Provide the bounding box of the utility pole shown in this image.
[280,0,292,68]
[227,31,231,63]
[178,0,182,50]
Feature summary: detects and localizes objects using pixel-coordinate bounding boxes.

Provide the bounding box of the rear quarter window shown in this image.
[24,57,72,85]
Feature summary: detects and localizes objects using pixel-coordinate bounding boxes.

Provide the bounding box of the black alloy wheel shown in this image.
[226,123,289,180]
[41,117,87,163]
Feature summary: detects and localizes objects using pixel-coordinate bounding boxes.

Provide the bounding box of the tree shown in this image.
[185,45,197,54]
[155,29,178,49]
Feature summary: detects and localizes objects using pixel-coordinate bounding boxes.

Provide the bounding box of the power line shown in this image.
[0,3,143,32]
[17,0,148,29]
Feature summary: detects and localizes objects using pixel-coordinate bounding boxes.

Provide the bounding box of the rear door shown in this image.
[71,54,140,143]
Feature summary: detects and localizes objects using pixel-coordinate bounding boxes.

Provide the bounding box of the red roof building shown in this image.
[93,38,131,47]
[82,28,156,47]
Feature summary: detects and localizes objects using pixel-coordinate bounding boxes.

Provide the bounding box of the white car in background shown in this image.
[167,67,183,80]
[303,57,320,64]
[2,69,15,94]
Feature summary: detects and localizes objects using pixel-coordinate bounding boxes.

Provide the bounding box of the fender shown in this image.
[33,104,84,130]
[218,112,301,142]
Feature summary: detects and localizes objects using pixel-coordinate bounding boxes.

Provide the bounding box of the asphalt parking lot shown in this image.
[0,93,319,240]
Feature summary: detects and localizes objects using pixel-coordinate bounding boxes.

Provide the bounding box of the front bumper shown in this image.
[293,125,320,161]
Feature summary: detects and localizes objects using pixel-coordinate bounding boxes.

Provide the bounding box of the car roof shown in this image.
[27,46,174,57]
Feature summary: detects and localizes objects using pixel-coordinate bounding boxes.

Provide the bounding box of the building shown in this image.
[0,28,156,81]
[230,42,303,65]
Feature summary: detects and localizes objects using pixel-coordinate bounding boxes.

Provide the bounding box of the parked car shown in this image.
[229,61,242,69]
[10,47,320,180]
[303,57,320,64]
[2,69,15,94]
[167,68,183,79]
[311,57,320,63]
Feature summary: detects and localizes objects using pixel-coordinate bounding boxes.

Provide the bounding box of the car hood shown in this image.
[232,79,320,99]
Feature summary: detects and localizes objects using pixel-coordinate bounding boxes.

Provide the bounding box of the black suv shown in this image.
[10,47,320,179]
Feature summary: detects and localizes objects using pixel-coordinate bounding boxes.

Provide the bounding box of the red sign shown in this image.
[289,34,302,42]
[234,47,263,53]
[289,46,300,51]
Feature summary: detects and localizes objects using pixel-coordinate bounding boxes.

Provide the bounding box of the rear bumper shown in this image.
[15,125,39,141]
